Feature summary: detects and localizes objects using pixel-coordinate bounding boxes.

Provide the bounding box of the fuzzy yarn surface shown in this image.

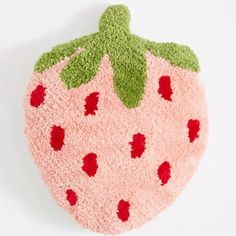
[24,4,208,234]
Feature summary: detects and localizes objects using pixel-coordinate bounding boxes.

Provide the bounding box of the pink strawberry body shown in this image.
[24,50,207,233]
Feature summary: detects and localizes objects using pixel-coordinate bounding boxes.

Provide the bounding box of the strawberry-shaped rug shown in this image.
[24,4,208,234]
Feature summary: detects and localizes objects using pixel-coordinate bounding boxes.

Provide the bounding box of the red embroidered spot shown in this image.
[82,153,98,177]
[30,84,46,107]
[66,189,77,206]
[157,161,171,185]
[158,76,173,101]
[50,125,65,151]
[117,199,130,222]
[187,119,200,143]
[129,133,146,158]
[84,92,99,116]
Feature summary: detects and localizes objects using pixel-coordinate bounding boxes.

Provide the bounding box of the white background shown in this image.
[0,0,236,235]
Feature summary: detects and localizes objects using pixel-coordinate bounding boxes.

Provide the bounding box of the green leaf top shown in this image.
[34,5,200,108]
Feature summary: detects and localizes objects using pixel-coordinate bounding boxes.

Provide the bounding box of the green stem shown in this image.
[99,5,131,34]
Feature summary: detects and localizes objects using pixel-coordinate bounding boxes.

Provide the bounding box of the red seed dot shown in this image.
[158,76,173,101]
[187,119,200,143]
[50,125,65,151]
[30,84,46,107]
[157,161,171,185]
[117,199,130,222]
[82,153,98,177]
[84,92,99,116]
[66,189,77,206]
[129,133,146,158]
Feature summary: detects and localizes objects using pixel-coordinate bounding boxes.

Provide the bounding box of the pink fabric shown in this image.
[24,51,208,234]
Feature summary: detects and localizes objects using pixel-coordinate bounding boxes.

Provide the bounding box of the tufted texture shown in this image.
[24,4,208,234]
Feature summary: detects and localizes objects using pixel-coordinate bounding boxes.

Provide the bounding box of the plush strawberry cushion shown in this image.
[24,4,208,234]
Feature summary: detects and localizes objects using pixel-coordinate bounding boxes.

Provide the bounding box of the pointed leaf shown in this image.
[34,33,98,72]
[144,40,200,72]
[109,41,147,108]
[60,42,104,89]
